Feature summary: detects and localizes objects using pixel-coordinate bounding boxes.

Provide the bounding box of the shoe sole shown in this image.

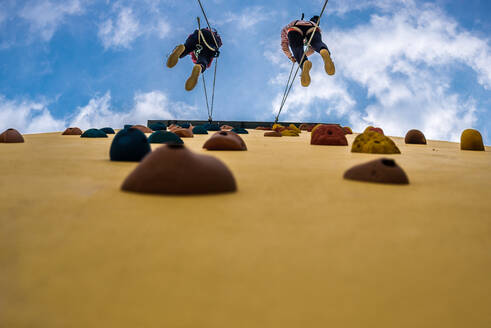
[320,49,335,75]
[185,65,201,91]
[301,61,312,87]
[166,45,185,68]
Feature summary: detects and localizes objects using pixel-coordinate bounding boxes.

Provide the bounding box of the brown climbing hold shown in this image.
[343,127,353,134]
[62,127,83,135]
[131,125,153,133]
[221,125,234,130]
[460,129,485,151]
[255,126,272,130]
[351,131,401,154]
[203,131,247,151]
[310,124,323,133]
[344,158,409,184]
[121,145,237,194]
[405,129,427,144]
[173,128,194,138]
[272,124,286,132]
[0,128,24,143]
[364,126,384,135]
[264,131,282,137]
[299,123,311,131]
[311,124,348,146]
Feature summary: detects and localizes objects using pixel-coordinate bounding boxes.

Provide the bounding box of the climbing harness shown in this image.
[274,0,329,124]
[196,0,220,122]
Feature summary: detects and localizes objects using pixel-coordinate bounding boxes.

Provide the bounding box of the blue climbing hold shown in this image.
[110,128,151,162]
[148,123,167,131]
[100,127,115,134]
[192,126,209,134]
[81,129,108,138]
[148,131,184,145]
[231,128,248,134]
[204,123,221,131]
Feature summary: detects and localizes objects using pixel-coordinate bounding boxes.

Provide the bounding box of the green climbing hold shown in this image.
[148,131,184,145]
[81,129,108,138]
[193,126,209,135]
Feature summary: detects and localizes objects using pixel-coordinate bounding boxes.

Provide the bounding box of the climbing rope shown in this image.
[196,0,220,122]
[274,0,330,124]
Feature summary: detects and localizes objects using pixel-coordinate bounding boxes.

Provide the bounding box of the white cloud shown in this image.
[19,0,83,41]
[269,0,491,142]
[222,6,273,31]
[0,96,65,134]
[98,7,141,49]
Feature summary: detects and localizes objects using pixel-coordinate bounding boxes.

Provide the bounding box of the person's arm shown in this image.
[281,22,295,61]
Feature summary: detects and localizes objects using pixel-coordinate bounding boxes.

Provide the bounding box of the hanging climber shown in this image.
[281,15,335,87]
[166,26,222,91]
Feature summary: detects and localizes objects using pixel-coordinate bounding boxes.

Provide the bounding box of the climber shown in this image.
[166,27,222,91]
[281,15,335,87]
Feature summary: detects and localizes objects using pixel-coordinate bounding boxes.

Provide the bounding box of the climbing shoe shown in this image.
[301,60,312,87]
[320,49,335,75]
[185,64,202,91]
[166,44,185,68]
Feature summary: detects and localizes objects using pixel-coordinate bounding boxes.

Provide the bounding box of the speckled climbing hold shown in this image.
[281,129,300,136]
[231,127,248,134]
[344,158,409,184]
[148,131,183,145]
[364,126,384,135]
[405,129,426,144]
[221,125,234,130]
[62,127,83,135]
[121,144,237,194]
[204,123,221,131]
[81,129,107,138]
[192,126,209,135]
[0,128,24,143]
[131,125,153,133]
[100,127,115,134]
[351,131,401,154]
[264,131,282,137]
[343,127,353,134]
[174,128,193,138]
[460,129,485,151]
[203,131,247,151]
[148,123,167,131]
[311,124,348,146]
[110,128,151,162]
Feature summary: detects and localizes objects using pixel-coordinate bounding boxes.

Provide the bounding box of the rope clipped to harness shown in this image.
[274,0,329,124]
[194,4,220,122]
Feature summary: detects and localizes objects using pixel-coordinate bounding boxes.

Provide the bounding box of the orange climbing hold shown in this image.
[460,129,485,151]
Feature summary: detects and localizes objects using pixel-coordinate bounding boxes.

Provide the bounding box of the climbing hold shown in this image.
[311,124,348,146]
[351,131,401,154]
[62,127,83,135]
[81,129,107,138]
[405,129,427,144]
[461,129,485,151]
[180,123,191,129]
[273,124,286,132]
[192,126,209,135]
[288,124,301,133]
[310,124,322,133]
[231,127,248,134]
[0,128,24,143]
[131,125,153,133]
[121,145,237,194]
[264,131,282,137]
[344,158,409,184]
[299,123,314,131]
[100,127,115,134]
[110,128,151,162]
[203,131,247,151]
[343,127,353,134]
[148,123,167,131]
[221,125,234,130]
[255,126,272,130]
[124,125,133,130]
[148,131,184,145]
[364,126,384,135]
[204,123,221,131]
[281,129,300,136]
[174,128,194,138]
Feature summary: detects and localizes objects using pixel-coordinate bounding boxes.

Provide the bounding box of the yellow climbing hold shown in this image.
[281,129,300,136]
[461,129,485,151]
[272,123,285,132]
[288,124,301,134]
[351,131,401,154]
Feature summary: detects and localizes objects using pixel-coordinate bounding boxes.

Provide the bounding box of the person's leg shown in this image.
[167,30,199,68]
[287,30,306,66]
[307,30,335,75]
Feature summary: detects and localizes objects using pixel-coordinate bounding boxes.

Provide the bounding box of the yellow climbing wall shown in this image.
[1,130,491,328]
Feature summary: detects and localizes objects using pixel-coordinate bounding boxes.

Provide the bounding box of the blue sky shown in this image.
[0,0,490,144]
